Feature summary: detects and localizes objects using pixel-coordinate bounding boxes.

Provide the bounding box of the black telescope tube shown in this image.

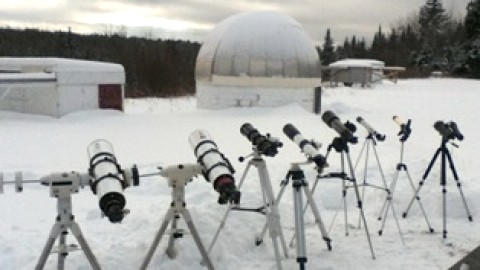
[283,123,300,141]
[322,110,356,143]
[449,122,464,141]
[434,121,452,139]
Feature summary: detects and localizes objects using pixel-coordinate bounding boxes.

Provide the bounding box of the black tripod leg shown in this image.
[403,148,441,218]
[445,150,473,222]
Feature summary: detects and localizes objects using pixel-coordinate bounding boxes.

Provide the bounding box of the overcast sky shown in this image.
[0,0,471,45]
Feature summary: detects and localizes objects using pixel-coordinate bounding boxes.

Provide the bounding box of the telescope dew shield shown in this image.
[189,129,241,204]
[283,123,327,168]
[88,139,126,223]
[322,110,357,143]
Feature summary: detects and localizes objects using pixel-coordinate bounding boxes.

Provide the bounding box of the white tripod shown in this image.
[35,172,101,270]
[207,149,288,270]
[140,164,215,270]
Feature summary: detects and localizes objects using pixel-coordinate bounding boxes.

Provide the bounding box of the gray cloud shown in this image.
[0,0,471,44]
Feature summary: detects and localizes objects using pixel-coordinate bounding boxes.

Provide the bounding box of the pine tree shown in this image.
[465,0,480,39]
[418,0,450,50]
[320,28,336,65]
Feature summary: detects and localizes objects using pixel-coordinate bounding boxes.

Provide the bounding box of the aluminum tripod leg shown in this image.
[35,220,101,270]
[69,221,101,269]
[141,207,214,270]
[36,222,62,270]
[345,152,376,259]
[206,162,252,254]
[325,153,349,236]
[181,209,214,270]
[256,159,289,266]
[258,179,289,245]
[364,140,404,242]
[166,214,179,259]
[287,176,332,250]
[402,148,438,233]
[140,208,176,270]
[302,185,332,250]
[292,183,307,270]
[208,157,288,269]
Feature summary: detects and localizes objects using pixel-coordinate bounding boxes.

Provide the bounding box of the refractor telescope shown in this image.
[434,121,464,141]
[393,116,412,142]
[88,139,138,223]
[283,123,327,169]
[356,116,385,141]
[189,129,241,204]
[321,110,358,144]
[240,123,282,157]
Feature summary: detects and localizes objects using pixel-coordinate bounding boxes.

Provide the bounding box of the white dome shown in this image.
[196,11,320,80]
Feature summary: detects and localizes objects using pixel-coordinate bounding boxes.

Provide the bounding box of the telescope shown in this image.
[240,123,282,157]
[434,121,464,141]
[356,116,385,141]
[283,123,327,169]
[88,139,138,223]
[393,116,412,142]
[322,110,357,144]
[189,129,241,204]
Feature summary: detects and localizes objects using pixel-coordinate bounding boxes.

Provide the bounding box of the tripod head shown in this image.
[393,116,411,142]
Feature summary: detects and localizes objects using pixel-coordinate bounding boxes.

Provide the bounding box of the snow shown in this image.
[329,59,385,69]
[0,78,479,270]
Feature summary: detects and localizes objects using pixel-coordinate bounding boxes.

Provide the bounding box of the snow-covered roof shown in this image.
[0,57,125,85]
[0,57,124,73]
[196,11,320,80]
[329,58,385,69]
[0,72,56,84]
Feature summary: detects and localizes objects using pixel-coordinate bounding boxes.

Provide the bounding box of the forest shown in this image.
[0,0,479,98]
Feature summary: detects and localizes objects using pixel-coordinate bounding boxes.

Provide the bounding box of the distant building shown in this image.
[326,59,405,87]
[195,11,322,112]
[0,58,125,117]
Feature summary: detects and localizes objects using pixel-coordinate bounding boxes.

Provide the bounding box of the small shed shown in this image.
[0,57,125,117]
[326,59,405,87]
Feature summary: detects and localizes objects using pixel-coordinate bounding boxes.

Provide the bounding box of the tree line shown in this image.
[320,0,480,78]
[0,0,478,99]
[0,28,200,97]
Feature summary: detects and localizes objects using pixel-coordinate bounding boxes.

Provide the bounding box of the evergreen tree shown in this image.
[465,0,480,39]
[320,28,336,65]
[418,0,450,50]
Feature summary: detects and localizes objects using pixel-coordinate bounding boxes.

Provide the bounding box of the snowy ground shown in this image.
[0,78,479,270]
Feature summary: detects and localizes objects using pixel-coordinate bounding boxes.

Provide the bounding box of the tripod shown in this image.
[140,164,214,270]
[318,136,376,259]
[378,140,434,235]
[260,161,332,270]
[36,173,101,270]
[403,138,473,238]
[354,134,404,243]
[207,149,288,270]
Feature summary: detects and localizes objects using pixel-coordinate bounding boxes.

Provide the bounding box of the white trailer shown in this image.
[0,58,125,117]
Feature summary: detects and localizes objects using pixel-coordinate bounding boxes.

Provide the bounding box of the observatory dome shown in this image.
[196,11,320,80]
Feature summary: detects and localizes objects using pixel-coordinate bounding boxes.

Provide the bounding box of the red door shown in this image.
[98,84,123,111]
